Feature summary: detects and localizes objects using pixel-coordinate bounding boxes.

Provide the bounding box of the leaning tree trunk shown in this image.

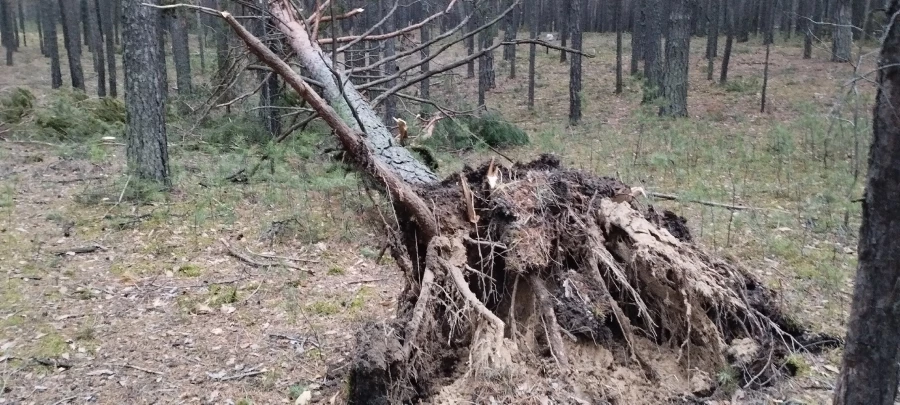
[122,0,169,186]
[213,2,840,403]
[720,0,734,84]
[660,0,691,117]
[833,1,900,403]
[569,0,583,124]
[832,0,852,62]
[41,0,62,88]
[59,0,85,91]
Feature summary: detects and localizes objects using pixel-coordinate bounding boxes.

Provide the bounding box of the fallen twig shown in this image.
[346,277,389,285]
[33,357,72,369]
[50,396,79,405]
[220,239,314,274]
[52,245,106,256]
[648,191,755,211]
[214,369,266,381]
[123,363,164,375]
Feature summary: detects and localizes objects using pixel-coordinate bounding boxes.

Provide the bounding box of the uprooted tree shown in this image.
[164,0,839,402]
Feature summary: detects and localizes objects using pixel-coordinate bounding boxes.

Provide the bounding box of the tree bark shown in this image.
[87,0,106,97]
[122,0,169,186]
[642,0,664,103]
[382,0,397,126]
[615,0,623,93]
[80,0,89,49]
[660,0,690,117]
[420,0,432,105]
[833,2,900,403]
[720,0,734,84]
[465,0,475,78]
[100,0,117,97]
[269,0,437,186]
[832,0,852,62]
[59,0,85,90]
[37,2,45,56]
[507,0,518,78]
[16,0,23,47]
[630,0,644,75]
[559,0,570,62]
[168,8,192,95]
[802,0,816,59]
[256,0,280,136]
[527,0,537,110]
[41,0,62,88]
[1,0,13,66]
[569,0,583,124]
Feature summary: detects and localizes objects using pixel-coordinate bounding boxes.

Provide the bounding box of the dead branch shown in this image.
[530,274,570,369]
[332,0,399,54]
[220,238,314,273]
[52,245,106,256]
[648,191,755,210]
[310,7,363,24]
[324,0,457,46]
[122,363,164,375]
[402,267,435,359]
[501,39,597,58]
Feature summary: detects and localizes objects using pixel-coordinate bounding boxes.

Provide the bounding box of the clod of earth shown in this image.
[346,155,839,404]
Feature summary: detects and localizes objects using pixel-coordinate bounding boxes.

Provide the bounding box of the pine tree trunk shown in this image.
[761,41,770,112]
[833,2,900,402]
[197,9,205,73]
[9,0,17,50]
[157,7,168,101]
[215,0,234,111]
[80,0,89,49]
[503,0,515,61]
[37,2,45,56]
[737,0,750,42]
[122,0,169,186]
[527,0,537,109]
[87,0,106,96]
[569,0,583,124]
[16,0,23,47]
[850,0,866,39]
[508,1,518,78]
[706,0,720,60]
[832,0,851,62]
[59,0,85,90]
[100,0,117,97]
[642,0,664,103]
[802,0,815,59]
[168,8,192,94]
[0,0,13,66]
[559,0,570,62]
[41,0,61,87]
[630,0,644,75]
[660,0,690,117]
[615,0,623,94]
[465,0,475,78]
[420,0,432,103]
[256,0,280,136]
[720,0,734,83]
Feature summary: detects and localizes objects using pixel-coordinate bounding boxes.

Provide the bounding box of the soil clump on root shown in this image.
[347,154,838,404]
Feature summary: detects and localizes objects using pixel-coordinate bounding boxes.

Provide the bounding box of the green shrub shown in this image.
[0,87,36,124]
[723,76,761,93]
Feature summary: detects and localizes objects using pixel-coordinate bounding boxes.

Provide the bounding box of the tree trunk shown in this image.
[257,0,280,136]
[1,0,13,66]
[37,2,45,56]
[569,0,583,124]
[643,0,664,103]
[214,0,234,111]
[615,0,623,94]
[16,0,23,47]
[832,0,851,62]
[761,41,770,113]
[168,8,192,95]
[100,0,117,97]
[706,0,720,80]
[156,7,167,101]
[559,0,570,62]
[87,0,106,96]
[465,0,475,78]
[737,0,750,41]
[41,0,62,88]
[502,0,515,62]
[420,0,432,105]
[720,0,734,84]
[802,0,816,59]
[59,0,85,90]
[660,0,690,117]
[80,0,89,49]
[833,2,900,403]
[122,0,170,186]
[9,0,17,50]
[508,1,518,78]
[527,0,537,110]
[197,8,205,73]
[851,0,867,39]
[630,0,644,75]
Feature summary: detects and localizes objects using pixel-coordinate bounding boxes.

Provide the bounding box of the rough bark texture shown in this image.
[465,0,475,78]
[122,0,169,186]
[86,0,106,97]
[382,0,397,126]
[256,0,280,136]
[527,0,537,109]
[420,0,432,105]
[168,8,192,95]
[802,0,815,59]
[59,0,85,90]
[559,0,570,62]
[832,0,852,62]
[615,0,623,93]
[507,1,518,78]
[270,0,438,186]
[642,0,664,103]
[569,0,583,124]
[37,1,45,56]
[100,0,117,97]
[660,0,690,117]
[833,1,900,402]
[41,0,62,88]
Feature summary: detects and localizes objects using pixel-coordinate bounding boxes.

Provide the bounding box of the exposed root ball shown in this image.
[348,155,839,404]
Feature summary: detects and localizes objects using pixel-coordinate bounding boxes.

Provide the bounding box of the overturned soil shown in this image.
[346,154,839,404]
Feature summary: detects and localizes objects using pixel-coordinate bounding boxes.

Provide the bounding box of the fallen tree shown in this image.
[167,1,839,403]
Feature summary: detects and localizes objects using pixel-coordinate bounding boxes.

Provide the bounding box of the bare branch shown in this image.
[502,39,596,58]
[321,1,457,45]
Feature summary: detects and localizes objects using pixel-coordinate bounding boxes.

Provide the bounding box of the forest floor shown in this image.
[0,29,875,404]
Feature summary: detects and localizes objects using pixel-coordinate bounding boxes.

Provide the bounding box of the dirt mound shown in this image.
[346,155,838,404]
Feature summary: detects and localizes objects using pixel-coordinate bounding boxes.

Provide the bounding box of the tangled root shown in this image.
[347,155,839,404]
